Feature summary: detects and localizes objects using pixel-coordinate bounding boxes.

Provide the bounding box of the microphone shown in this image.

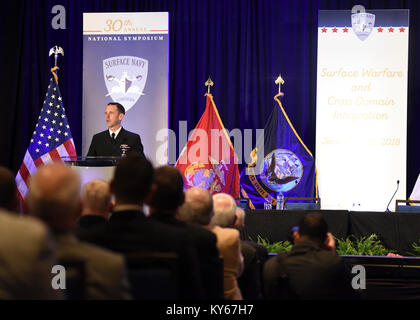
[385,180,400,212]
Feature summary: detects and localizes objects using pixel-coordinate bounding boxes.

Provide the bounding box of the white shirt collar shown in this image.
[109,127,122,139]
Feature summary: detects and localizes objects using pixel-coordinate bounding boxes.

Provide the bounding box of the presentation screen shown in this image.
[316,9,409,211]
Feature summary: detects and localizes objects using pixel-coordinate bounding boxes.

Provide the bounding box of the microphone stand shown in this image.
[385,180,400,212]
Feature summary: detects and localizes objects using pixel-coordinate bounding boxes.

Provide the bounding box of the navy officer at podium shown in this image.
[87,102,144,157]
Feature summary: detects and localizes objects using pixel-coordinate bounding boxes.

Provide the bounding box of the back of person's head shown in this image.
[210,193,237,227]
[297,213,328,246]
[0,166,18,212]
[27,163,81,232]
[233,207,246,231]
[179,187,213,225]
[81,179,111,217]
[111,153,154,205]
[149,166,184,213]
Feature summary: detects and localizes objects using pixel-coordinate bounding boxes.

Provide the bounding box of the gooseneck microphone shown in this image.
[385,180,400,212]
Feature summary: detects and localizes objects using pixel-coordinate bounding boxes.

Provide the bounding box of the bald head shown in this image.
[27,164,81,232]
[81,179,111,218]
[211,193,237,227]
[0,166,18,211]
[179,187,213,225]
[234,207,246,231]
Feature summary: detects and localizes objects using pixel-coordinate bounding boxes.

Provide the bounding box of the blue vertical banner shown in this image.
[240,94,317,209]
[83,13,169,164]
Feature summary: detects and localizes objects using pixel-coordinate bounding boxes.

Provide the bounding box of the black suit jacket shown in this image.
[238,241,262,300]
[87,128,144,157]
[263,241,360,300]
[78,209,204,300]
[149,212,222,299]
[75,215,108,238]
[239,240,268,299]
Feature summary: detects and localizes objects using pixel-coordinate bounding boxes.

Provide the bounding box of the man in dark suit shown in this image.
[234,207,268,299]
[87,102,144,157]
[263,213,360,300]
[79,154,204,300]
[148,166,222,300]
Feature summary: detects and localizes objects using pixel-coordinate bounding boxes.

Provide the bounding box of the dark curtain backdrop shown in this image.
[1,0,419,194]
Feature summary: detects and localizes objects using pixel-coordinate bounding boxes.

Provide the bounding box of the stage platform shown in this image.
[241,210,420,255]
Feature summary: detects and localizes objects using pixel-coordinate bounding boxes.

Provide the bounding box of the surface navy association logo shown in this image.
[260,149,303,193]
[351,10,375,41]
[103,56,148,111]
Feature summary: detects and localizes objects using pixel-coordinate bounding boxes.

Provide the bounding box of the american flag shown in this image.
[15,76,77,201]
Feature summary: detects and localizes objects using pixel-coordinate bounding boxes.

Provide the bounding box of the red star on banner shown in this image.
[321,27,327,33]
[343,27,349,33]
[332,27,338,33]
[378,27,383,33]
[399,27,405,32]
[388,27,394,33]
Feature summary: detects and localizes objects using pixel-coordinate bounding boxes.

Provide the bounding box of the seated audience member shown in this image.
[234,207,268,263]
[0,166,19,212]
[234,207,268,299]
[0,207,62,299]
[76,179,112,235]
[27,163,131,300]
[79,154,203,300]
[212,193,261,300]
[180,189,243,300]
[148,166,221,299]
[263,213,360,300]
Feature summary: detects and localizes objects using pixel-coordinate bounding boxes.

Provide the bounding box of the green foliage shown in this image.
[335,234,390,256]
[253,235,292,254]
[254,234,393,256]
[334,237,358,255]
[407,240,420,256]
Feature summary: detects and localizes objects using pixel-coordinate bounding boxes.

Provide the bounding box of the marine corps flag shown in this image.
[240,93,316,209]
[175,93,240,197]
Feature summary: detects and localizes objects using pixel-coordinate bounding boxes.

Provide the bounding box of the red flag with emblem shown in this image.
[175,94,240,197]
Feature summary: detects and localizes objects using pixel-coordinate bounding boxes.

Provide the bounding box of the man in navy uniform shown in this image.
[87,102,144,157]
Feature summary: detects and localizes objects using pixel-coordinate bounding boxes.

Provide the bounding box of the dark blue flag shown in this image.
[240,94,317,209]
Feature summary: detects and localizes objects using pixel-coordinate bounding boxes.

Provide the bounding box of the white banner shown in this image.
[316,9,409,211]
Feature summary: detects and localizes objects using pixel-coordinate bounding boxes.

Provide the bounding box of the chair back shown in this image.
[125,252,179,300]
[58,259,86,300]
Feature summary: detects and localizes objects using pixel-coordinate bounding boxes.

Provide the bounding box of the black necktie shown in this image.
[111,132,116,144]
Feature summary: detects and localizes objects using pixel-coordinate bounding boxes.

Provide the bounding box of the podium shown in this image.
[63,156,120,186]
